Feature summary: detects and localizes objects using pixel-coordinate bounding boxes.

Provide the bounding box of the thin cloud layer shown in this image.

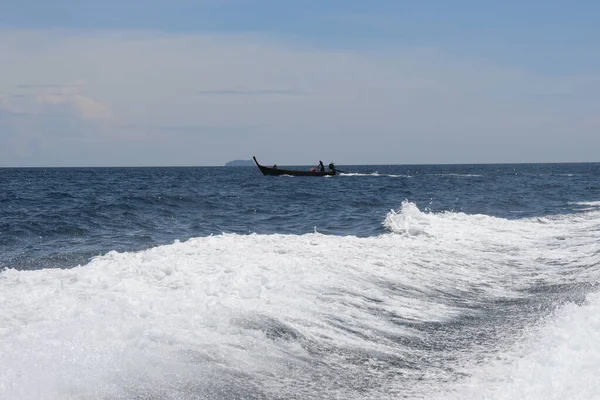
[0,30,598,167]
[17,83,86,89]
[196,89,301,96]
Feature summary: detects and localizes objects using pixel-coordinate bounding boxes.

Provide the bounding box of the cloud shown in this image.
[0,94,26,114]
[30,79,112,121]
[196,89,302,96]
[0,29,598,166]
[17,83,86,89]
[36,91,113,121]
[4,79,113,121]
[1,77,117,166]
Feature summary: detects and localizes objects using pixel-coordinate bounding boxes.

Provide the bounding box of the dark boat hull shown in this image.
[253,157,336,176]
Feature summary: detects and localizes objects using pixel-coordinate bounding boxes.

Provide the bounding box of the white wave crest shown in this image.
[340,172,411,178]
[1,202,599,398]
[435,291,600,400]
[383,200,600,284]
[569,201,600,207]
[0,231,490,399]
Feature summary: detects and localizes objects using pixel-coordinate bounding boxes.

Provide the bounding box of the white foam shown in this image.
[569,201,600,207]
[383,200,600,289]
[0,231,465,398]
[1,202,599,398]
[340,172,411,178]
[433,291,600,400]
[440,173,483,177]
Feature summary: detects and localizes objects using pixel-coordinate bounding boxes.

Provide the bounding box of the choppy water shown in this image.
[1,163,599,399]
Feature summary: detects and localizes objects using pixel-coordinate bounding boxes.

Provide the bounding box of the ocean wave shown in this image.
[340,172,412,178]
[433,291,600,400]
[1,202,599,399]
[569,201,600,207]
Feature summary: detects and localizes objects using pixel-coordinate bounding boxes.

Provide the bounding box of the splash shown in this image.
[435,291,600,400]
[340,172,411,177]
[1,202,599,399]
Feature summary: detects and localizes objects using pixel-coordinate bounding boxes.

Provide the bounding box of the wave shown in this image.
[384,200,600,285]
[569,201,600,207]
[433,290,600,400]
[383,201,600,398]
[338,173,482,178]
[1,202,599,399]
[437,173,483,177]
[340,172,411,178]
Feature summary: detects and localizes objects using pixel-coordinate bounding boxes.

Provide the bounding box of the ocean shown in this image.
[1,163,599,399]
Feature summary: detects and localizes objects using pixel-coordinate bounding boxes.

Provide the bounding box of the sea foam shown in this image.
[1,202,599,399]
[434,291,600,400]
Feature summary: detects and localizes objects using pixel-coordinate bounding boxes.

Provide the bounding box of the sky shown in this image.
[1,1,599,166]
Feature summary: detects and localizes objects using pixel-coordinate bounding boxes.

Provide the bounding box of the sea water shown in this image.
[1,163,599,399]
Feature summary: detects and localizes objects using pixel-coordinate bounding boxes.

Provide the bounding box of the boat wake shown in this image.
[1,201,599,399]
[340,172,411,178]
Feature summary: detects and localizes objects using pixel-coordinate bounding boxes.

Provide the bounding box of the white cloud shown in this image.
[36,88,113,121]
[0,29,598,166]
[2,79,112,121]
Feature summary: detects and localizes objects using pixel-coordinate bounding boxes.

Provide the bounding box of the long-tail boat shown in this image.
[253,156,336,176]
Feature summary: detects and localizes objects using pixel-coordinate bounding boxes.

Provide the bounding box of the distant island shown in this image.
[225,159,255,167]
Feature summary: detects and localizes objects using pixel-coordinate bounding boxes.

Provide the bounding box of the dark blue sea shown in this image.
[1,163,599,399]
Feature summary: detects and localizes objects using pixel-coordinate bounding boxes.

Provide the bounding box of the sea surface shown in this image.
[1,163,599,399]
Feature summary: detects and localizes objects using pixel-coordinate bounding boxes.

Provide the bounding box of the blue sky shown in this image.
[0,1,599,166]
[2,0,598,72]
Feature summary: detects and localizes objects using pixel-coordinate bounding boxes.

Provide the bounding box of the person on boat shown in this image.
[328,162,335,173]
[318,160,325,172]
[273,164,278,169]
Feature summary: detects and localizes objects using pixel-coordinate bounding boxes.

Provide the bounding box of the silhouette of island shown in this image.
[225,159,254,167]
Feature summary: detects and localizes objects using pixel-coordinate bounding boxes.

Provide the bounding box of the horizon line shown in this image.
[1,160,599,169]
